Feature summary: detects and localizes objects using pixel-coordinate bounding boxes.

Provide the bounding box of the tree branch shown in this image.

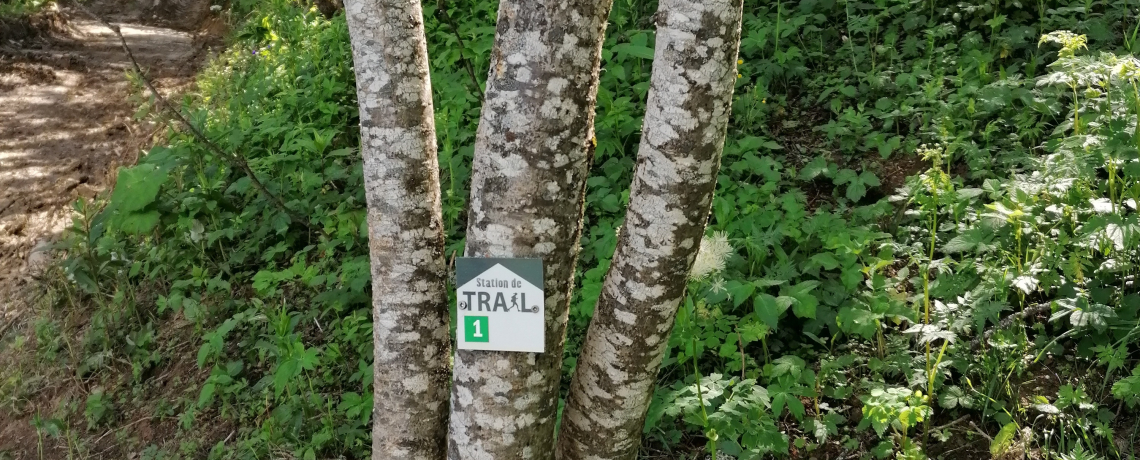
[71,2,314,232]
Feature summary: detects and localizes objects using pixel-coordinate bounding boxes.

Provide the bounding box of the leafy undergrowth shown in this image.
[2,0,1140,459]
[0,0,59,43]
[0,0,53,18]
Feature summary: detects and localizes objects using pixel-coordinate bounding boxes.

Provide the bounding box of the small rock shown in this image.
[24,238,53,274]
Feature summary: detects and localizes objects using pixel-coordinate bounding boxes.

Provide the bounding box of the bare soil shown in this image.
[0,2,220,456]
[0,0,217,323]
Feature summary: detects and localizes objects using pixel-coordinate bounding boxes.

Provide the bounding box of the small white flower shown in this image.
[210,4,222,12]
[189,220,205,243]
[689,231,732,281]
[709,277,727,294]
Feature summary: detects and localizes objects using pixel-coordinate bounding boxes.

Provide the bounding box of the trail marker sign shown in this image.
[455,258,544,353]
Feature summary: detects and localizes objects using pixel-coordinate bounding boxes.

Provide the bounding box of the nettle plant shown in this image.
[859,385,931,460]
[1026,31,1140,375]
[57,5,387,457]
[33,0,1140,454]
[885,31,1140,454]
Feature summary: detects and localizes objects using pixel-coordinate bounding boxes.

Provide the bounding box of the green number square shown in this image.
[464,316,489,343]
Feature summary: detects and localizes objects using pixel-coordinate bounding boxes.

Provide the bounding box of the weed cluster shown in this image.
[3,0,1140,458]
[0,0,53,19]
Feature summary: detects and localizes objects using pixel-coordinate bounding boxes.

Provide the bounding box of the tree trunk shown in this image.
[448,0,614,458]
[344,1,451,459]
[557,0,744,458]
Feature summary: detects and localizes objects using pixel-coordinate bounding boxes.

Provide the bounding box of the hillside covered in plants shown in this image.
[3,0,1140,458]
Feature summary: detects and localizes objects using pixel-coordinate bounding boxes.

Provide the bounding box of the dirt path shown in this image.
[0,1,216,317]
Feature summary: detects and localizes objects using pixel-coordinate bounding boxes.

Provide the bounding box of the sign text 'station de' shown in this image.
[455,258,544,353]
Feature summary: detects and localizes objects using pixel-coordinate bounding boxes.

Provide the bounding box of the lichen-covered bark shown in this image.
[344,2,451,459]
[449,0,614,459]
[557,1,744,459]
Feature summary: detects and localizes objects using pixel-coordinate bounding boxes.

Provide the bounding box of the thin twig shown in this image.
[92,416,158,446]
[736,331,745,380]
[70,2,314,232]
[0,199,14,217]
[968,421,993,442]
[436,0,484,100]
[932,415,970,432]
[938,441,977,457]
[0,315,20,338]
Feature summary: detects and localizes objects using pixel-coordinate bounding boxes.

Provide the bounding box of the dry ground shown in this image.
[0,0,222,457]
[0,0,213,333]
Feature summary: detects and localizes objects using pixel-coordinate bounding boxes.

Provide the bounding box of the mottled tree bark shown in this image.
[448,0,614,458]
[344,1,451,459]
[557,0,744,459]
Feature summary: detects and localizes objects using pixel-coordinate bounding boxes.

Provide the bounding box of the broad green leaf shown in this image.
[833,168,857,185]
[877,140,893,158]
[118,210,160,235]
[754,294,782,329]
[871,440,893,459]
[938,386,973,409]
[837,306,878,339]
[274,358,299,396]
[785,281,819,319]
[972,301,1008,334]
[771,392,789,419]
[792,295,817,319]
[198,382,216,408]
[957,188,984,199]
[771,355,806,379]
[944,227,994,253]
[752,279,786,288]
[845,181,867,202]
[611,43,655,60]
[1106,223,1125,251]
[858,171,880,187]
[776,296,796,310]
[840,265,863,290]
[990,422,1019,457]
[785,395,806,420]
[197,344,212,368]
[1011,275,1038,294]
[799,157,833,180]
[1112,371,1140,407]
[111,164,168,212]
[1071,302,1114,330]
[727,280,756,308]
[810,253,840,270]
[786,280,820,296]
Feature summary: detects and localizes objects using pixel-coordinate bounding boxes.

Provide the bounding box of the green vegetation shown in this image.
[3,0,1140,458]
[0,0,53,18]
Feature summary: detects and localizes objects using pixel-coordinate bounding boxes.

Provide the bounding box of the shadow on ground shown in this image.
[0,0,222,456]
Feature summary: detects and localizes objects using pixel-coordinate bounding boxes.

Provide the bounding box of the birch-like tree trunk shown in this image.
[344,1,451,459]
[557,1,744,458]
[448,0,614,458]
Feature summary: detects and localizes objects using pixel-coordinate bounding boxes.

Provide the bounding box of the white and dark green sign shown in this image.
[455,258,544,353]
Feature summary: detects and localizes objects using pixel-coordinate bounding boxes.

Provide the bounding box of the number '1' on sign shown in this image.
[455,258,544,353]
